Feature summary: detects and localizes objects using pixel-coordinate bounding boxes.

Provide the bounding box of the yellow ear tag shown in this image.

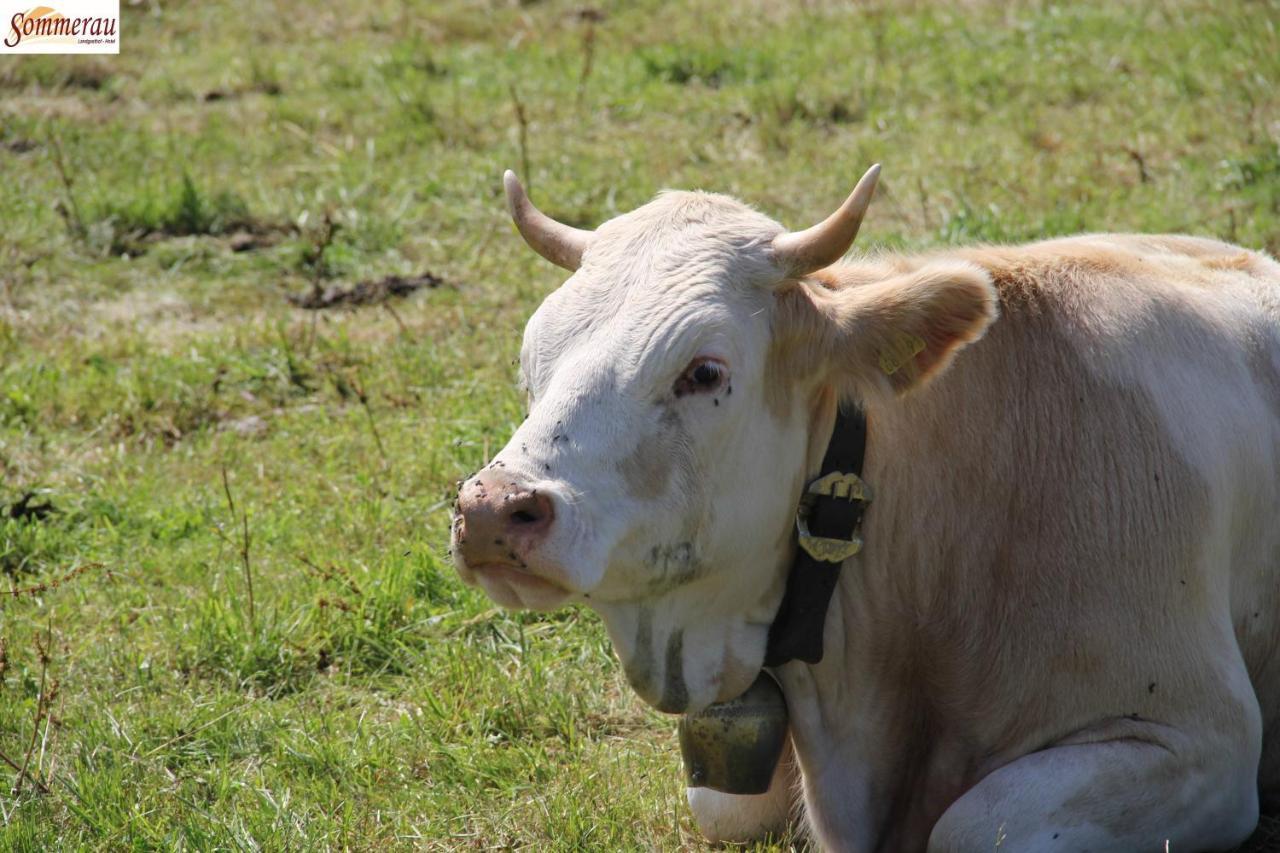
[878,332,927,376]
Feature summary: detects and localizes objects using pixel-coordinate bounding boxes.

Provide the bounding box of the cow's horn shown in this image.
[771,164,881,276]
[503,170,593,271]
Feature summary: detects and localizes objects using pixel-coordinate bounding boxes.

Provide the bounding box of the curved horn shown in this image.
[503,170,594,271]
[771,164,881,276]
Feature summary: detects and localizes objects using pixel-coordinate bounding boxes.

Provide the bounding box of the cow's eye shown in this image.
[675,358,728,397]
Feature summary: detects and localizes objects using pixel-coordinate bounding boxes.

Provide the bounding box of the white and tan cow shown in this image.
[451,164,1280,851]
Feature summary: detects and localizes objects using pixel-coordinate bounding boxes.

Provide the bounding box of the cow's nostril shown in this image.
[456,474,555,563]
[503,491,553,532]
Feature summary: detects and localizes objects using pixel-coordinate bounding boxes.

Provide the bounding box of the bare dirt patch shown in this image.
[286,272,445,310]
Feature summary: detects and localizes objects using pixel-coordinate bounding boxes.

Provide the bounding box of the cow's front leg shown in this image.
[928,714,1261,852]
[686,737,795,843]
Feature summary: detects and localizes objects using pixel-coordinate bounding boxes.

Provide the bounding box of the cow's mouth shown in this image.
[469,562,572,610]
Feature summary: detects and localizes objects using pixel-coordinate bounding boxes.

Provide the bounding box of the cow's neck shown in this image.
[770,388,871,838]
[764,385,871,667]
[770,390,969,848]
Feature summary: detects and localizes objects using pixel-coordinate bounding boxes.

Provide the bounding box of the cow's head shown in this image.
[452,166,996,713]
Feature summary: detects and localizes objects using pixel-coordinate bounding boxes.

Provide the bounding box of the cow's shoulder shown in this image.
[940,234,1279,308]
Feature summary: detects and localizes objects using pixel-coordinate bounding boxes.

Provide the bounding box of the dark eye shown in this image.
[674,358,728,397]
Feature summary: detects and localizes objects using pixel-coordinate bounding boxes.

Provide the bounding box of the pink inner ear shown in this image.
[918,309,982,374]
[878,270,999,393]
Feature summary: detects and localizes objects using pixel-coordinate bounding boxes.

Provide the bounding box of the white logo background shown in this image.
[2,1,119,54]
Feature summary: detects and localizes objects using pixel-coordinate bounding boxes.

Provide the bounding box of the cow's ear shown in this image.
[796,261,998,396]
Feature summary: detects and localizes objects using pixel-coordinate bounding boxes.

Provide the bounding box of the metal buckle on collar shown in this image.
[795,471,872,563]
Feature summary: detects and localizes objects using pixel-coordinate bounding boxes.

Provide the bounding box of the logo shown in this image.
[3,2,118,54]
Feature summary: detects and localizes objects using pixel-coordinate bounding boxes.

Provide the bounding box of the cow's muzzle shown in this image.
[453,468,572,609]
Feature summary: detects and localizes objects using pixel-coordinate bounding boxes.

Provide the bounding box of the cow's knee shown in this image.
[687,738,795,843]
[928,722,1259,853]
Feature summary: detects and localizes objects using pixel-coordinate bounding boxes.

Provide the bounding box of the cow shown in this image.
[450,163,1280,851]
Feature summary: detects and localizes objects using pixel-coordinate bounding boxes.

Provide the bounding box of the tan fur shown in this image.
[774,233,1280,850]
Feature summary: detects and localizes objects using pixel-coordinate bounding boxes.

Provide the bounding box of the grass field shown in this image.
[1,0,1278,848]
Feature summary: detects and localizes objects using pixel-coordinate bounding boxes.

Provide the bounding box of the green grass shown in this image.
[0,0,1277,848]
